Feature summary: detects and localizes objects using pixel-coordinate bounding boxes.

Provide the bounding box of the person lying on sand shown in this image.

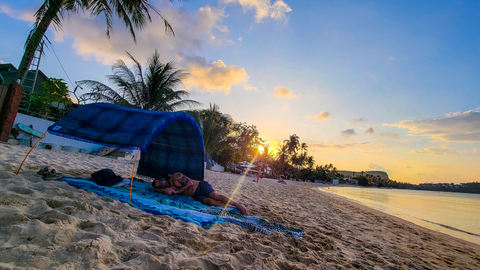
[152,172,248,215]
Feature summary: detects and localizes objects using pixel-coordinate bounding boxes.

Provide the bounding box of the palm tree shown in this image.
[306,156,315,169]
[79,50,200,111]
[284,134,300,156]
[190,103,232,156]
[17,0,176,85]
[275,142,290,176]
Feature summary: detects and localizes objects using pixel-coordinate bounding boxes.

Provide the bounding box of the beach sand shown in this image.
[1,143,480,270]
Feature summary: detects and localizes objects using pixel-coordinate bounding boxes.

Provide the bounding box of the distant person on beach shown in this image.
[256,162,262,183]
[152,172,248,215]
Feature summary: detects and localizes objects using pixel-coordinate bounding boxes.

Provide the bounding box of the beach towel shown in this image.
[57,177,303,237]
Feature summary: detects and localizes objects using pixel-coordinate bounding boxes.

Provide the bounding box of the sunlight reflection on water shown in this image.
[320,187,480,245]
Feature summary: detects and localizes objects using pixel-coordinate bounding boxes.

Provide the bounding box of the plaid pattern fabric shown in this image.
[47,103,205,180]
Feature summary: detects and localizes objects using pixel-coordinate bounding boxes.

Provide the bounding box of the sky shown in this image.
[1,0,480,184]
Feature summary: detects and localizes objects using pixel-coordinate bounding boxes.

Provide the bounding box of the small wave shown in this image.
[415,218,480,237]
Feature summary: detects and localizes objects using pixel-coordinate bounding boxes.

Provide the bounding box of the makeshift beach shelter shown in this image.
[17,102,205,201]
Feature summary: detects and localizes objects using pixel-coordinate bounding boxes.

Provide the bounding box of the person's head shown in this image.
[152,178,171,189]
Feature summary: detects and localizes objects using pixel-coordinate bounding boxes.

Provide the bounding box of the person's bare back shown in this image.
[152,172,248,215]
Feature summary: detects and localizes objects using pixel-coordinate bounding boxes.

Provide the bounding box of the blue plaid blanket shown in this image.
[58,177,303,237]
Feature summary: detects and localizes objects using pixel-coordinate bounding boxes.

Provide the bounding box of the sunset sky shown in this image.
[1,0,479,184]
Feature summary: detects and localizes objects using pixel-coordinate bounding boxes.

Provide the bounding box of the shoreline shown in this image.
[1,143,480,269]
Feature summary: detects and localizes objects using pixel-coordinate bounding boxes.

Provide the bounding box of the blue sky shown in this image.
[1,0,480,183]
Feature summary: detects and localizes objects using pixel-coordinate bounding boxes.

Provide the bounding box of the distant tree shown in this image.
[188,103,232,157]
[356,176,369,186]
[30,77,73,113]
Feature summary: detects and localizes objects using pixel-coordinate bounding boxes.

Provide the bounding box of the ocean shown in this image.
[320,186,480,245]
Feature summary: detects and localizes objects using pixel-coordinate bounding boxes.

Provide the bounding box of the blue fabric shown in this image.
[47,103,205,181]
[58,177,304,237]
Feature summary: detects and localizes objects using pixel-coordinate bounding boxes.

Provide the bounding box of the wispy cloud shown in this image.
[0,4,34,22]
[365,127,374,134]
[411,145,465,156]
[386,109,480,142]
[378,132,398,139]
[352,117,367,123]
[308,111,331,121]
[221,0,292,22]
[341,129,357,137]
[273,87,298,98]
[18,4,256,93]
[310,142,370,149]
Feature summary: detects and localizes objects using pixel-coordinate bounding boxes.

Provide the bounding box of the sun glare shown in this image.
[258,145,264,153]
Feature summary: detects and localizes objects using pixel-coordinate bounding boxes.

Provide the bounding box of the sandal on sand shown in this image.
[35,167,50,179]
[44,169,63,181]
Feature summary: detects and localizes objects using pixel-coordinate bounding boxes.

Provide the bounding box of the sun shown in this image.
[258,145,264,154]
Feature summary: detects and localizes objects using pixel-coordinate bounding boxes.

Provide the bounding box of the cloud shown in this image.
[473,148,478,154]
[221,0,292,22]
[273,87,298,98]
[0,4,35,22]
[0,60,5,64]
[341,129,357,137]
[386,109,480,142]
[308,111,331,121]
[310,142,370,149]
[282,103,289,110]
[368,163,392,176]
[352,117,367,123]
[52,5,230,65]
[411,145,466,156]
[14,4,256,93]
[365,127,374,134]
[182,55,255,93]
[378,132,398,139]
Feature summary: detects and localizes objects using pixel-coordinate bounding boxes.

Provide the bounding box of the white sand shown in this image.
[1,142,480,269]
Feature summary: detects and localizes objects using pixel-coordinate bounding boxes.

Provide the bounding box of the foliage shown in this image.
[226,122,264,162]
[79,50,200,111]
[187,103,233,157]
[354,176,369,186]
[30,78,73,113]
[272,134,316,178]
[18,0,176,84]
[212,148,241,167]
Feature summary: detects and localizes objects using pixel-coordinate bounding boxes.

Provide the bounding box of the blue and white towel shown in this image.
[58,177,303,237]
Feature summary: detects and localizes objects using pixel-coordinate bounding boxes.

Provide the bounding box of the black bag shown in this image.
[91,169,123,186]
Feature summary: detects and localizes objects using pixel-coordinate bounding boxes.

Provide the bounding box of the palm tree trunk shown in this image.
[18,4,62,85]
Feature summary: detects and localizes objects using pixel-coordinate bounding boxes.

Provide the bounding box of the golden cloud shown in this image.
[184,59,255,93]
[274,87,298,98]
[308,111,331,121]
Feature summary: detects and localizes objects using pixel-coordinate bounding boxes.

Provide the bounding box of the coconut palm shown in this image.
[17,0,176,85]
[284,134,300,156]
[190,103,232,156]
[78,50,200,111]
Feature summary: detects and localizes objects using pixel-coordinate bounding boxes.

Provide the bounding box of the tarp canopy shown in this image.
[47,103,205,180]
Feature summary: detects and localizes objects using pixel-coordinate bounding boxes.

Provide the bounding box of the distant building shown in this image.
[0,63,48,94]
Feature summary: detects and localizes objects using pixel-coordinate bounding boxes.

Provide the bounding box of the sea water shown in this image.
[320,187,480,245]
